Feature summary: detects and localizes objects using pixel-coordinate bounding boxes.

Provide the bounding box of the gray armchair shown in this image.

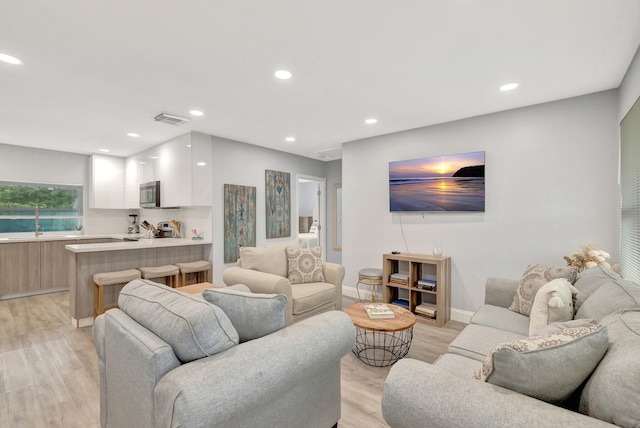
[93,279,355,428]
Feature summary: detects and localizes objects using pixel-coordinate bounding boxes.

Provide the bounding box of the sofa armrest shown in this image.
[223,266,294,324]
[484,277,520,308]
[382,359,615,428]
[323,261,345,311]
[154,310,356,428]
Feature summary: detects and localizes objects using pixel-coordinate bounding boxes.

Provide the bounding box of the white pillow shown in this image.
[529,278,578,336]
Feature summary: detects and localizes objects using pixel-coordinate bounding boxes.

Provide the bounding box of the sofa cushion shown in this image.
[529,278,577,336]
[575,273,640,321]
[470,305,530,336]
[573,266,621,313]
[286,246,325,284]
[118,279,239,363]
[202,287,287,343]
[239,239,299,277]
[509,264,578,316]
[448,324,526,362]
[291,282,336,315]
[474,323,608,403]
[433,353,483,379]
[579,309,640,427]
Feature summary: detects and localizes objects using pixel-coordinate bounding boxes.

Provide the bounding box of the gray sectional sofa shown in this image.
[93,279,356,428]
[382,266,640,428]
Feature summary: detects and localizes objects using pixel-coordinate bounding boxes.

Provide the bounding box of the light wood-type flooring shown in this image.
[0,292,464,427]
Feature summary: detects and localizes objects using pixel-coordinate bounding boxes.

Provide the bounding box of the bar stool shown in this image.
[93,269,141,318]
[138,265,180,288]
[356,268,383,302]
[176,260,211,286]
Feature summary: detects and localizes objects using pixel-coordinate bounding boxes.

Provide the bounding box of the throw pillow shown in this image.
[509,264,578,316]
[534,318,598,336]
[529,278,578,336]
[118,279,239,363]
[575,273,640,321]
[286,246,325,284]
[579,309,640,428]
[573,265,622,314]
[202,287,287,343]
[473,323,608,403]
[239,239,300,277]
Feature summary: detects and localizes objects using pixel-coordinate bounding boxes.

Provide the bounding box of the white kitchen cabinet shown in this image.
[89,155,125,209]
[124,154,143,209]
[191,132,213,206]
[122,132,213,208]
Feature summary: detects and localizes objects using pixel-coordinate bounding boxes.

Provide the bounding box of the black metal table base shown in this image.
[351,327,414,367]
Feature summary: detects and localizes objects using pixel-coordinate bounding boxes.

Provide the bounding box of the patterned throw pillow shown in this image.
[286,246,325,284]
[509,264,578,316]
[473,323,608,403]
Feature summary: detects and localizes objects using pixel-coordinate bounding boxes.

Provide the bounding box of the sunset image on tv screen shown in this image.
[389,151,485,212]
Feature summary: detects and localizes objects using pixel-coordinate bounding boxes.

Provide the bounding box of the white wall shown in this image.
[342,90,620,314]
[620,44,640,120]
[298,181,318,218]
[210,136,328,285]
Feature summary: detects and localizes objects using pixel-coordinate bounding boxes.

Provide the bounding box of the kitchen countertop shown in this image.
[0,233,146,243]
[65,238,212,253]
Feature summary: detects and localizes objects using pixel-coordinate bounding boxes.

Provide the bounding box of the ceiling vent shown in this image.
[314,147,342,160]
[153,112,190,126]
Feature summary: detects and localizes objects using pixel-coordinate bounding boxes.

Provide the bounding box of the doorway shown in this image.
[297,175,326,260]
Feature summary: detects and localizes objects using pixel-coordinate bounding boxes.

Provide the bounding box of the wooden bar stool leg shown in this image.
[94,283,99,318]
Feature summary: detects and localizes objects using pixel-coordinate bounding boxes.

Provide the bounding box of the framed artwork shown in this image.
[265,169,291,238]
[224,184,256,263]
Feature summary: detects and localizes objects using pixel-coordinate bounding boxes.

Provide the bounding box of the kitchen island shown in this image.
[66,238,212,327]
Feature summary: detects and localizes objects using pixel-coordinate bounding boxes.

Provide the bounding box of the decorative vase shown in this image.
[433,241,443,257]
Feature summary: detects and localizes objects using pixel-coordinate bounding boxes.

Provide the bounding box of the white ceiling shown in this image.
[1,1,640,161]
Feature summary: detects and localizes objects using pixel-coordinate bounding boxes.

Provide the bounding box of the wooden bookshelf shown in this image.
[382,253,451,327]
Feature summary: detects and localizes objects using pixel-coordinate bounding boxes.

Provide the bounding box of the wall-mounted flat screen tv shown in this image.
[389,151,485,212]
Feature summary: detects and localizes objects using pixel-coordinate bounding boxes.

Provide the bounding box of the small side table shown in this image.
[344,303,416,367]
[175,282,221,294]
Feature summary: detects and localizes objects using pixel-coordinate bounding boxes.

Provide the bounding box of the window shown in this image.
[620,96,640,282]
[0,181,83,233]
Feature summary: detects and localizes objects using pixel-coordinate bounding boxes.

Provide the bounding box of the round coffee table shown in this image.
[344,303,416,367]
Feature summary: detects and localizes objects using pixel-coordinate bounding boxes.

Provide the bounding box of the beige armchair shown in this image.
[223,240,344,325]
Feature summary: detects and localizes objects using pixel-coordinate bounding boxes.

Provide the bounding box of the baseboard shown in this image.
[342,287,471,324]
[72,317,94,328]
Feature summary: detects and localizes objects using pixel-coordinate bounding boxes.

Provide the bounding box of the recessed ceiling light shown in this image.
[285,137,296,142]
[99,149,110,153]
[499,82,519,92]
[0,53,22,65]
[190,110,204,117]
[196,162,206,166]
[127,132,139,137]
[365,118,378,124]
[275,70,292,80]
[151,156,159,160]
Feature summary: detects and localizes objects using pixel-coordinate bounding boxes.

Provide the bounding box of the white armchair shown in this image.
[223,240,344,325]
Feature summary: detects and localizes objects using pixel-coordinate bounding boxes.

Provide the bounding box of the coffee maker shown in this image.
[128,214,139,234]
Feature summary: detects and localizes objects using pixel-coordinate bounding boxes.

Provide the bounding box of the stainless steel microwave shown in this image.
[140,181,161,208]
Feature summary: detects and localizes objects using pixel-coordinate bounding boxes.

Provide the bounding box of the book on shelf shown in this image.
[416,279,437,291]
[390,273,410,281]
[389,279,409,286]
[363,303,395,319]
[391,299,409,308]
[415,303,437,317]
[418,278,437,286]
[415,312,437,321]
